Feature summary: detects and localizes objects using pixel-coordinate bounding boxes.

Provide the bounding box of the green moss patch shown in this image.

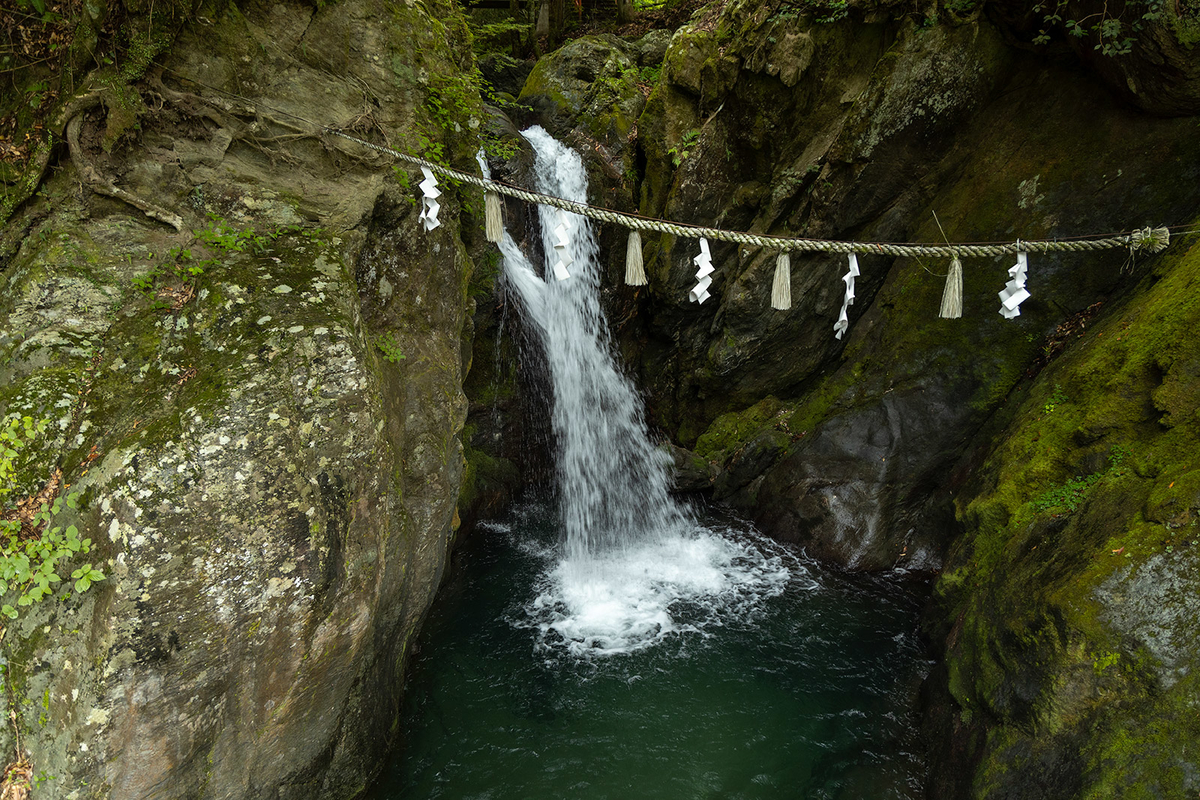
[933,228,1200,797]
[693,396,786,463]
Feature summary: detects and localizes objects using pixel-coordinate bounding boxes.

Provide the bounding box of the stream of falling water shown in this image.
[494,127,795,655]
[368,129,929,798]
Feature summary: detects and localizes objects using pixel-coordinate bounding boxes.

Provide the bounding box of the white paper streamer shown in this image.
[690,237,713,304]
[998,251,1029,319]
[694,238,713,277]
[418,167,441,232]
[834,253,860,340]
[552,211,573,281]
[689,275,712,303]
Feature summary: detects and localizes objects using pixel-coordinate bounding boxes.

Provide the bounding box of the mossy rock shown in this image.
[0,0,481,796]
[519,34,647,148]
[693,395,786,463]
[929,228,1200,797]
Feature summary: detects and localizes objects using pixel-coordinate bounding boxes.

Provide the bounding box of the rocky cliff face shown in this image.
[923,228,1200,800]
[0,0,481,796]
[516,0,1200,572]
[510,1,1200,796]
[633,1,1200,571]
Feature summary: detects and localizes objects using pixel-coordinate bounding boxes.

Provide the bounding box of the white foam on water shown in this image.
[517,524,802,657]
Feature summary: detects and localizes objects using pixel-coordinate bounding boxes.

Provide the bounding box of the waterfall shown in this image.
[505,127,689,558]
[492,128,792,656]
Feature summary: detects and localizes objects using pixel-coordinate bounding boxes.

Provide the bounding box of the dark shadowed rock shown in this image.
[749,387,961,570]
[663,442,719,492]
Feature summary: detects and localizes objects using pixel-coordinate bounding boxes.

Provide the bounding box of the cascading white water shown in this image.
[493,128,793,655]
[523,127,688,558]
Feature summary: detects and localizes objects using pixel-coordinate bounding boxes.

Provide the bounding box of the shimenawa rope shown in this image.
[147,65,1172,262]
[324,130,1170,259]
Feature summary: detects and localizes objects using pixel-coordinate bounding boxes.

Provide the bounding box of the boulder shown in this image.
[518,34,647,152]
[663,442,719,492]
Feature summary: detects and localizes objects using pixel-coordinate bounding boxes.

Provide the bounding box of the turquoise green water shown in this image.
[370,503,930,799]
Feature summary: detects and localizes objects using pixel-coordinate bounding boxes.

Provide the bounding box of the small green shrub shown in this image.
[0,416,104,622]
[130,216,309,298]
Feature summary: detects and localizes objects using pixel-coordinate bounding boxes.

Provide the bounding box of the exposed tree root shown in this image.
[1,89,103,224]
[65,112,184,231]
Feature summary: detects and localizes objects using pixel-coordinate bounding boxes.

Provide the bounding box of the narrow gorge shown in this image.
[1,0,1198,797]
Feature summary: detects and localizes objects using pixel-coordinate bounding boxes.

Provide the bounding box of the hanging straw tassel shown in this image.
[484,190,503,244]
[939,255,962,319]
[771,251,791,310]
[625,229,647,286]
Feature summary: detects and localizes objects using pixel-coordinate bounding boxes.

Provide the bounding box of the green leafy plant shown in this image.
[770,0,850,23]
[482,134,520,163]
[1031,0,1166,55]
[1,500,99,619]
[24,81,50,110]
[375,333,407,364]
[668,128,701,167]
[0,417,104,622]
[1030,473,1099,512]
[195,214,271,255]
[813,0,848,23]
[392,166,417,208]
[1042,384,1068,415]
[1030,446,1131,513]
[416,70,487,167]
[130,216,288,298]
[11,0,58,22]
[0,417,43,498]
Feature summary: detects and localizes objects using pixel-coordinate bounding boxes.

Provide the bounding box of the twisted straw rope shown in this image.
[151,63,1169,260]
[327,130,1168,259]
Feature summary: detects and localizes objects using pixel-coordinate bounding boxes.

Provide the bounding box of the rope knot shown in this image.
[1130,226,1170,253]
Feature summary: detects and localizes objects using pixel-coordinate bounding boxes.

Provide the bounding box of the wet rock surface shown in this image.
[618,0,1200,573]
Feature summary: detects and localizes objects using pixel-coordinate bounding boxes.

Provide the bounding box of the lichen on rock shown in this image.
[0,0,483,796]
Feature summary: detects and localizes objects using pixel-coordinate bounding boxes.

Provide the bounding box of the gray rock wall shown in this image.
[0,0,481,796]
